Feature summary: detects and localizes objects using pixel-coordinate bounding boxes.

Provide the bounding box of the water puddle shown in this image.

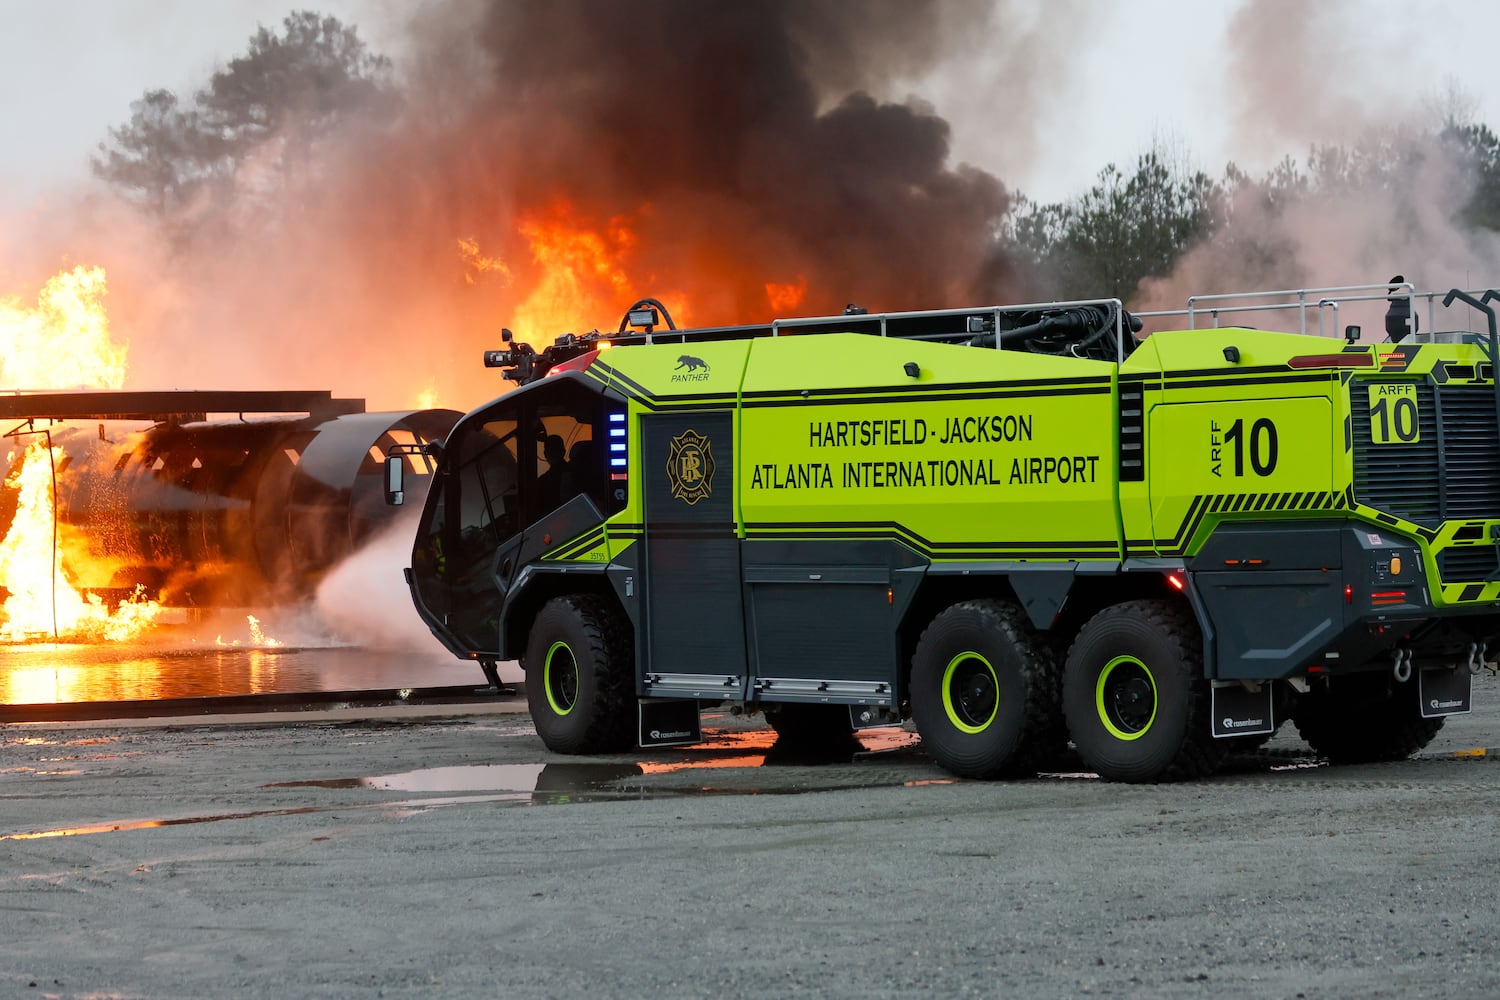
[1,728,933,841]
[269,762,643,793]
[267,728,925,795]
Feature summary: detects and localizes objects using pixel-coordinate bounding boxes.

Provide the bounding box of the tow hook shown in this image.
[1392,647,1414,683]
[1468,642,1490,676]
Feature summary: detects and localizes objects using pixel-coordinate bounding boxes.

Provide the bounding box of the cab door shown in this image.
[639,410,748,699]
[409,401,522,657]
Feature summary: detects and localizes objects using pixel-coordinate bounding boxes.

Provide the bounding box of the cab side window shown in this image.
[453,412,519,560]
[527,381,624,522]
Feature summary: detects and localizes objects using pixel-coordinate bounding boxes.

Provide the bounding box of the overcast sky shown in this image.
[2,0,1499,211]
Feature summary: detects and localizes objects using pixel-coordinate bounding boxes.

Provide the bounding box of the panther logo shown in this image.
[675,355,710,373]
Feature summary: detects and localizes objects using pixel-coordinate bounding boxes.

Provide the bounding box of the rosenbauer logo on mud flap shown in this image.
[672,355,710,382]
[667,428,715,505]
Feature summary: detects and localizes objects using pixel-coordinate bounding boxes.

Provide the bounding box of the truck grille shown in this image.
[1437,546,1500,584]
[1351,382,1500,527]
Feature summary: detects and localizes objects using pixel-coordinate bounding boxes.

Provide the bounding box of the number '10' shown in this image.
[1370,395,1419,443]
[1223,417,1278,476]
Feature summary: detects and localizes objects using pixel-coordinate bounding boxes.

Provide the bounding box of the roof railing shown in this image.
[1134,282,1500,343]
[617,296,1132,362]
[1135,282,1416,337]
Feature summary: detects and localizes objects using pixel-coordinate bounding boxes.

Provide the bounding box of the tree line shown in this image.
[1000,123,1500,303]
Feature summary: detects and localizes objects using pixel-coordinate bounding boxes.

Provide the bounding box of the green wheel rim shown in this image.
[544,640,579,717]
[941,652,999,734]
[1095,654,1157,741]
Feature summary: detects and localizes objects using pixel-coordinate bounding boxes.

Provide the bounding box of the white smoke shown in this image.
[314,506,449,653]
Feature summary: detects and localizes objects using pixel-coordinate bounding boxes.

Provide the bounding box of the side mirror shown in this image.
[1344,324,1362,343]
[385,455,405,506]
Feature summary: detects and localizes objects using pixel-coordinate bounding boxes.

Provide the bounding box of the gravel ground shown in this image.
[3,676,1499,999]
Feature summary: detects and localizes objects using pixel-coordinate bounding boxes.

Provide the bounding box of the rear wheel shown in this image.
[524,594,634,754]
[909,599,1060,779]
[1062,600,1224,782]
[1292,673,1444,764]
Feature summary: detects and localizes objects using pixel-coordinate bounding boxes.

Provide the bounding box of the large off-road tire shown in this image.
[1291,673,1444,764]
[909,599,1061,779]
[1062,600,1225,783]
[524,594,634,754]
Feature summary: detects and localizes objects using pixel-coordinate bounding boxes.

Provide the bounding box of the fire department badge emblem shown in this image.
[666,428,715,505]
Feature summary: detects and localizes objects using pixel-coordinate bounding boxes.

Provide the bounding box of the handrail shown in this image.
[1141,284,1500,342]
[1187,282,1412,334]
[1138,299,1342,331]
[1443,289,1500,440]
[761,297,1130,361]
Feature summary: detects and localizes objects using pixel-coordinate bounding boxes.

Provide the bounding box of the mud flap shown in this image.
[1419,668,1472,718]
[1211,682,1275,739]
[639,699,703,747]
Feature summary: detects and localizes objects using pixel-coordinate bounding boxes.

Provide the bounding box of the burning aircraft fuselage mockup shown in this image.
[0,391,457,633]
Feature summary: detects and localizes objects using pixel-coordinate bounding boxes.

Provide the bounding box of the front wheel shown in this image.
[1062,600,1224,782]
[524,594,634,754]
[909,599,1060,779]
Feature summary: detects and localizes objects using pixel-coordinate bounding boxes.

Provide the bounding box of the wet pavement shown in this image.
[0,619,499,709]
[2,718,937,841]
[4,684,1500,997]
[6,705,1495,840]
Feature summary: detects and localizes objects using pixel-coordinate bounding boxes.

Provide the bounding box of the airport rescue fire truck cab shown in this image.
[387,282,1500,782]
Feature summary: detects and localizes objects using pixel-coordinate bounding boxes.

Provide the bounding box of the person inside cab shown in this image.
[536,434,568,512]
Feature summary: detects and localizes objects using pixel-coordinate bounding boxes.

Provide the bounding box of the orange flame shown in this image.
[215,615,284,648]
[765,275,807,313]
[0,440,162,641]
[0,265,127,390]
[412,377,440,410]
[0,265,162,642]
[458,236,512,286]
[495,199,688,347]
[508,200,636,341]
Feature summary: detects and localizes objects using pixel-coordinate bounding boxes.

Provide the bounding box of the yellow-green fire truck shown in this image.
[387,282,1500,782]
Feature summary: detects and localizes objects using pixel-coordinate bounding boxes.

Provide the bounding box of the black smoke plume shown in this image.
[28,1,1013,412]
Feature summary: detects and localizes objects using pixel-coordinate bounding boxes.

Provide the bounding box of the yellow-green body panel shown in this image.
[1112,327,1500,609]
[579,326,1500,614]
[736,336,1118,559]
